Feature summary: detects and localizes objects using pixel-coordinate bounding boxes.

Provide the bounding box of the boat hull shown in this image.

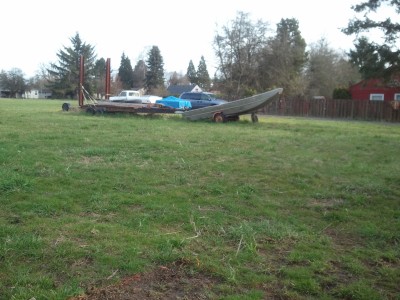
[182,88,283,121]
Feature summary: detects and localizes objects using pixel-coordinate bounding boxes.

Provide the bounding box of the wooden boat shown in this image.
[182,88,283,122]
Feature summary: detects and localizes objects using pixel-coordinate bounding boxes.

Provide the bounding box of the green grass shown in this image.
[0,99,399,299]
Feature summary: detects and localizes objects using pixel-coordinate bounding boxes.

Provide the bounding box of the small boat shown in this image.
[182,88,283,122]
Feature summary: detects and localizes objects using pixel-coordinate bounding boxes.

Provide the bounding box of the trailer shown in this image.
[63,56,282,120]
[61,55,179,115]
[62,100,179,115]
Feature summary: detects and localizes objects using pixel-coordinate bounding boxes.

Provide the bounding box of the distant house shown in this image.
[0,87,52,99]
[167,84,202,97]
[23,90,40,99]
[23,89,52,99]
[350,78,400,101]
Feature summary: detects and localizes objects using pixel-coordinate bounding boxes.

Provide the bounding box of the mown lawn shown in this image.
[0,99,399,299]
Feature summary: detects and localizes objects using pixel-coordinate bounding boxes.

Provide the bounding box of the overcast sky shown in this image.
[0,0,391,78]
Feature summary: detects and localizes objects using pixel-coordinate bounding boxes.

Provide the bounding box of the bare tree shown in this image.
[27,64,53,95]
[213,11,270,99]
[0,68,26,98]
[168,71,189,86]
[306,39,360,98]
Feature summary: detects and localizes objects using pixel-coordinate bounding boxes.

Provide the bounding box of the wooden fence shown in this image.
[263,98,400,122]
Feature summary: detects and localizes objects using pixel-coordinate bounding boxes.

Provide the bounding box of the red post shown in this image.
[79,55,84,106]
[105,58,111,100]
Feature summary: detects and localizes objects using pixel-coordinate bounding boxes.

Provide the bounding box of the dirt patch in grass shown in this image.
[78,156,104,165]
[308,198,344,209]
[323,227,363,249]
[69,260,221,299]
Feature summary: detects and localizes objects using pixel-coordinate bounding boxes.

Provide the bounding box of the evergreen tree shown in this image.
[348,37,391,80]
[94,58,106,98]
[342,0,400,79]
[118,52,134,89]
[145,46,165,93]
[186,60,197,83]
[260,18,308,96]
[196,56,211,90]
[132,59,146,89]
[47,33,97,99]
[332,87,352,99]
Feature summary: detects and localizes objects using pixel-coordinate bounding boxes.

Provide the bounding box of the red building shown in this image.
[349,78,400,101]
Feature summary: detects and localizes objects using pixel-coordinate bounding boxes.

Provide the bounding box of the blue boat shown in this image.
[156,96,192,110]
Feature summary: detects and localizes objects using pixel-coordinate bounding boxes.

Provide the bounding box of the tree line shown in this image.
[1,0,398,100]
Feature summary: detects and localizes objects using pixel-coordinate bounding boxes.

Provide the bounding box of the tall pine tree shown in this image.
[186,60,197,83]
[47,32,97,99]
[145,46,165,93]
[260,18,308,96]
[196,56,211,90]
[118,52,134,89]
[94,58,106,98]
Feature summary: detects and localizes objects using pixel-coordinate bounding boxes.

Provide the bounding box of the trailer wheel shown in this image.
[213,112,226,123]
[86,107,96,115]
[251,113,259,123]
[62,103,70,111]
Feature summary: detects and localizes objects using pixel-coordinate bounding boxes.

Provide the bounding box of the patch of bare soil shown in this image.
[69,260,220,300]
[308,198,344,209]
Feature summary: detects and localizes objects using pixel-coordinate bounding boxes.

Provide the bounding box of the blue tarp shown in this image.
[156,96,192,110]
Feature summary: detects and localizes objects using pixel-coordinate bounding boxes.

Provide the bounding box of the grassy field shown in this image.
[0,99,399,299]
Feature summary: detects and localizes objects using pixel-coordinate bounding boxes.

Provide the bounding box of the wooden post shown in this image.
[105,58,111,100]
[351,100,354,119]
[79,55,84,107]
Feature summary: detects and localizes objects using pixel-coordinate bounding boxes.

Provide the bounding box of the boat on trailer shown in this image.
[182,88,283,122]
[62,88,282,119]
